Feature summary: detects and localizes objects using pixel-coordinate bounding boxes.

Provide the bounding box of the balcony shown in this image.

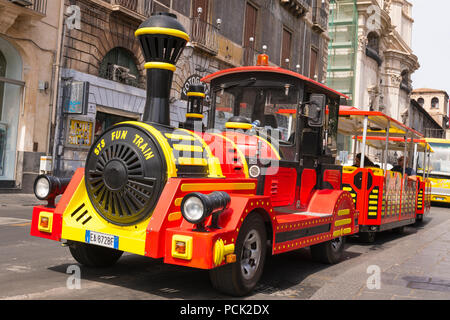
[190,17,219,56]
[103,0,152,20]
[312,6,328,33]
[0,0,47,33]
[280,0,310,17]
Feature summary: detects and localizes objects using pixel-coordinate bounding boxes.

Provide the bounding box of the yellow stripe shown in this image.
[168,212,182,222]
[181,182,256,192]
[187,92,206,98]
[165,133,195,141]
[333,229,342,237]
[178,128,223,178]
[145,62,176,72]
[335,218,352,227]
[369,195,378,199]
[174,198,183,206]
[118,121,177,178]
[173,144,203,153]
[368,206,378,210]
[185,113,204,119]
[343,187,352,191]
[135,27,190,41]
[337,209,350,216]
[212,133,249,178]
[343,227,352,235]
[368,211,377,216]
[369,200,378,205]
[225,122,252,130]
[371,189,379,194]
[178,157,207,166]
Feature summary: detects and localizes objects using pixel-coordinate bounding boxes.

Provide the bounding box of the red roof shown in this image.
[201,66,349,99]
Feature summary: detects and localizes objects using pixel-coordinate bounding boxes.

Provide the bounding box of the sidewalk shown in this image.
[310,207,450,300]
[0,193,45,207]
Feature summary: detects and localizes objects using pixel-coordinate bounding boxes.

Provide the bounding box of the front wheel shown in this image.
[69,241,123,267]
[310,236,345,264]
[209,213,267,296]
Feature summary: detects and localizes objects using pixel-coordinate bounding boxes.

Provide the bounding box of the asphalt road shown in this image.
[1,197,450,302]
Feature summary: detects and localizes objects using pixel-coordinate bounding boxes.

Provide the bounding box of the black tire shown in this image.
[69,241,123,268]
[310,236,345,264]
[416,214,423,223]
[359,231,376,243]
[209,213,267,296]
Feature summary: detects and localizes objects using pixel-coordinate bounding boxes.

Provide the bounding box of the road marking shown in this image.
[0,217,31,226]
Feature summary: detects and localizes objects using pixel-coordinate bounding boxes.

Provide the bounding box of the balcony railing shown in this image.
[107,0,152,18]
[280,0,311,17]
[190,17,219,56]
[7,0,47,15]
[312,6,328,33]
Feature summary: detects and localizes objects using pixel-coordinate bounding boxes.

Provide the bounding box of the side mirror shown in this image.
[306,94,326,127]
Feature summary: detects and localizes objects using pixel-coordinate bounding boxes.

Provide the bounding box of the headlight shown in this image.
[181,191,231,228]
[182,195,205,224]
[35,176,50,200]
[33,175,71,207]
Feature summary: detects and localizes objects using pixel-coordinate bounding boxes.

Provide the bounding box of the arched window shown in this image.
[99,47,140,87]
[417,97,424,107]
[431,97,439,109]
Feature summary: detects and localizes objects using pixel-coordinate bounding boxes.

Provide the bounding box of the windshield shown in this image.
[212,81,299,143]
[419,142,450,176]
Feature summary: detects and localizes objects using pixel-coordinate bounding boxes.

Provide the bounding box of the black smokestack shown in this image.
[135,12,189,125]
[180,83,206,131]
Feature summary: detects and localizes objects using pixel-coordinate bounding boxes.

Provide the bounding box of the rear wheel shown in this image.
[209,213,267,296]
[69,241,123,267]
[310,236,345,264]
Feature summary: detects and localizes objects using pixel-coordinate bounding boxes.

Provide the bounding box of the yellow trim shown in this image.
[187,92,206,98]
[333,229,342,237]
[174,198,183,206]
[120,121,177,178]
[213,239,235,266]
[343,166,357,173]
[185,113,204,119]
[168,212,182,222]
[343,227,352,235]
[369,200,378,205]
[368,206,378,210]
[369,195,378,199]
[180,182,256,192]
[335,218,352,227]
[165,133,195,141]
[178,128,224,178]
[337,209,350,216]
[178,157,207,166]
[172,235,193,260]
[254,135,281,160]
[144,62,176,72]
[61,177,151,256]
[135,27,190,41]
[213,133,249,178]
[343,187,352,191]
[38,211,53,233]
[225,122,252,130]
[173,144,203,153]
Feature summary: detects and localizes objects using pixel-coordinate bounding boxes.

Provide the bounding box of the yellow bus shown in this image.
[424,138,450,203]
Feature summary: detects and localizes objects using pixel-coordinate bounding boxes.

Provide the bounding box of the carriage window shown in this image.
[213,83,299,143]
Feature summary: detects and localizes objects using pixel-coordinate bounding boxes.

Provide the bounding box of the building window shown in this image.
[310,47,318,80]
[242,2,258,65]
[417,97,424,107]
[431,97,439,109]
[400,70,411,93]
[99,47,140,88]
[281,28,292,69]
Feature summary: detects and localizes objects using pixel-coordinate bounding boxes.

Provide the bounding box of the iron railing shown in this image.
[108,0,152,17]
[312,6,328,32]
[190,17,219,55]
[31,0,47,15]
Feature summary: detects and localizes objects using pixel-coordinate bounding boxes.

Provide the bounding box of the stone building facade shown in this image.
[327,0,419,122]
[53,0,332,177]
[0,0,63,192]
[411,88,449,138]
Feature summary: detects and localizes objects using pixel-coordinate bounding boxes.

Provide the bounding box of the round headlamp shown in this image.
[34,176,51,200]
[33,175,71,207]
[180,191,231,228]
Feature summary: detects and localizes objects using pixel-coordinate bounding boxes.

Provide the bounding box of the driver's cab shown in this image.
[201,67,345,210]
